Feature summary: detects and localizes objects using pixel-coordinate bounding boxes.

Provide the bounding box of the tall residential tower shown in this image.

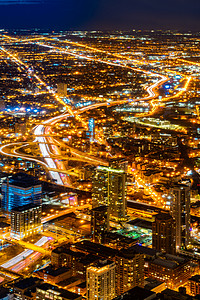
[152,212,176,254]
[87,260,115,300]
[92,166,127,222]
[170,183,190,250]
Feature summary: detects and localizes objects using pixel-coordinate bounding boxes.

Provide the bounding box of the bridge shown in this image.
[3,237,51,256]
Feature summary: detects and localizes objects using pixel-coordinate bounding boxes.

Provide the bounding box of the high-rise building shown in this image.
[57,82,67,97]
[152,212,176,254]
[1,173,42,212]
[92,166,127,222]
[11,203,42,240]
[170,183,190,250]
[88,118,95,141]
[109,158,128,172]
[91,205,109,244]
[115,248,144,296]
[87,259,115,300]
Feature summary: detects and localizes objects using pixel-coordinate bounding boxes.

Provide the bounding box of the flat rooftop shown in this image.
[37,283,81,300]
[3,172,41,188]
[11,203,41,212]
[73,240,118,258]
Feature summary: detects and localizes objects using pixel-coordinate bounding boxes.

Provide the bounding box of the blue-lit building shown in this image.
[1,173,42,212]
[88,118,95,141]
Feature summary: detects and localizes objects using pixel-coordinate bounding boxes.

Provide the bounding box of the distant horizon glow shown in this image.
[0,0,43,4]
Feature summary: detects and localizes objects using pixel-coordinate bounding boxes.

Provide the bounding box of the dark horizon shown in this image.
[0,0,199,32]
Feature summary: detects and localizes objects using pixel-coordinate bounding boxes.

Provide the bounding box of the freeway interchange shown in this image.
[0,34,188,188]
[0,30,198,276]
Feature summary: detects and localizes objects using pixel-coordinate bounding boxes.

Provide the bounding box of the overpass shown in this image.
[3,237,51,256]
[0,266,22,282]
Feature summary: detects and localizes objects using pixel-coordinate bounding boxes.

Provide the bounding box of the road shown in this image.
[0,35,169,186]
[1,236,49,269]
[0,34,192,192]
[42,203,91,224]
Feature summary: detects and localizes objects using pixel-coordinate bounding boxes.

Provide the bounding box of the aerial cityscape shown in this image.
[0,0,200,300]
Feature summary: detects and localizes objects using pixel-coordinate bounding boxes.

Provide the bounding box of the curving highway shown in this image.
[0,34,191,187]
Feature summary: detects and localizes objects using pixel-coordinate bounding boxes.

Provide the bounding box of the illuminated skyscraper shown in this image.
[91,205,109,244]
[152,212,176,254]
[170,183,190,250]
[115,248,144,296]
[92,166,127,222]
[11,203,42,240]
[87,260,115,300]
[88,118,95,141]
[1,173,42,212]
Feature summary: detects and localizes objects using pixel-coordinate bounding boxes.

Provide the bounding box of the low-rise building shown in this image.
[12,276,43,300]
[36,266,72,285]
[36,283,82,300]
[113,286,156,300]
[147,254,191,289]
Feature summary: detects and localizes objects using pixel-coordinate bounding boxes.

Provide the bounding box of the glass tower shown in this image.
[92,166,127,222]
[1,173,42,212]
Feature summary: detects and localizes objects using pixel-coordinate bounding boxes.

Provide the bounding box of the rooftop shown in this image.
[114,286,156,300]
[128,218,153,230]
[0,222,10,228]
[189,275,200,283]
[37,283,81,300]
[151,253,187,269]
[105,231,138,245]
[14,276,42,290]
[91,205,108,212]
[4,172,41,188]
[131,244,158,257]
[0,287,10,298]
[11,203,41,212]
[155,212,173,221]
[73,240,118,258]
[144,277,165,290]
[117,247,140,259]
[38,266,71,277]
[161,288,192,300]
[52,245,85,259]
[78,254,100,266]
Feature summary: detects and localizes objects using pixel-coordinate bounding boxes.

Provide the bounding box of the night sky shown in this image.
[0,0,199,31]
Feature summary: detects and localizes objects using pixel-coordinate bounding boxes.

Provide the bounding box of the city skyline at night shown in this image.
[0,0,199,299]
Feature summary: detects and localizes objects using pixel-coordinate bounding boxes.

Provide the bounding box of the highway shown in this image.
[1,236,49,269]
[0,34,168,186]
[0,204,90,272]
[0,34,191,189]
[41,203,91,224]
[0,33,195,273]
